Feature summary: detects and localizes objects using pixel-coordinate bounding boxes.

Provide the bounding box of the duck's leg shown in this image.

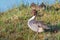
[33,28,39,40]
[38,32,44,40]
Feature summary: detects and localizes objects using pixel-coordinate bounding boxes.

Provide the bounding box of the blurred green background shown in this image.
[0,0,60,40]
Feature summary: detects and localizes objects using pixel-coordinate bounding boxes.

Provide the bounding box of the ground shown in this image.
[0,3,60,40]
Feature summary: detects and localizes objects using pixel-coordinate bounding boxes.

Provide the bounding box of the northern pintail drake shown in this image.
[28,10,50,32]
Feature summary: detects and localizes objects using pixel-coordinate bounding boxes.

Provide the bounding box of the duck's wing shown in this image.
[29,20,44,32]
[29,20,39,32]
[33,21,50,29]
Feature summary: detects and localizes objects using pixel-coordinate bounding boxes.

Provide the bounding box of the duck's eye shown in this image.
[38,25,40,27]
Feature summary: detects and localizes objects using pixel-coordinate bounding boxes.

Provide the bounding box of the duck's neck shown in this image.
[28,16,36,21]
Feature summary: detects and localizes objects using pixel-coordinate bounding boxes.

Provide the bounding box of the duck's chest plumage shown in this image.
[28,16,44,32]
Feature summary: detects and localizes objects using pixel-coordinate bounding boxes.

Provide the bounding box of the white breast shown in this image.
[28,16,44,32]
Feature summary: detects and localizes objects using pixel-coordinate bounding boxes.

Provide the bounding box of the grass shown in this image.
[0,3,60,40]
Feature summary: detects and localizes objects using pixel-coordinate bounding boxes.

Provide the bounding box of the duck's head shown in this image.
[31,9,38,16]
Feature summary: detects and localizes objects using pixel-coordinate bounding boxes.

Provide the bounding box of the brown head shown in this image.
[31,9,37,16]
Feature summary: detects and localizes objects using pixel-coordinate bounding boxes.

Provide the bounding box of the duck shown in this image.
[28,9,50,33]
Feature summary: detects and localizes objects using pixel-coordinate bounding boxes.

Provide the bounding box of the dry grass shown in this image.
[0,3,60,40]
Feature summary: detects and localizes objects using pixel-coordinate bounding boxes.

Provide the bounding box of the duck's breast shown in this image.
[28,20,44,32]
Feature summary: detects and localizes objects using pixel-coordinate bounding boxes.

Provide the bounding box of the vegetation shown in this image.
[0,2,60,40]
